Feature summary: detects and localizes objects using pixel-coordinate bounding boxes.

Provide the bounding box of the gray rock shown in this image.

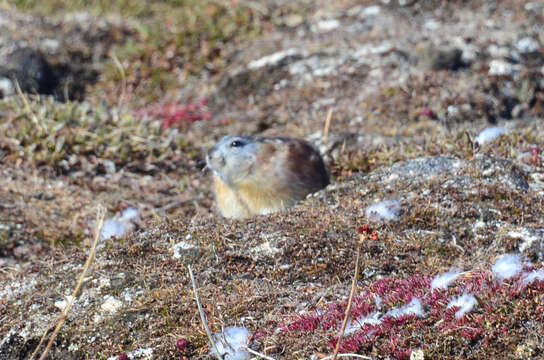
[353,156,464,189]
[471,154,529,191]
[216,50,304,100]
[516,37,540,54]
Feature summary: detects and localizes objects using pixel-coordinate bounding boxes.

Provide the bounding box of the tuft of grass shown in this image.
[0,95,197,171]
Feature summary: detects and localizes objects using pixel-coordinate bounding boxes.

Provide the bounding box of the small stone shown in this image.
[101,295,122,314]
[488,60,518,76]
[361,5,381,17]
[54,296,74,310]
[315,19,340,32]
[283,14,304,27]
[354,42,393,58]
[423,19,440,30]
[516,37,540,53]
[447,105,460,118]
[511,104,523,118]
[247,49,302,70]
[172,241,196,259]
[0,77,14,97]
[410,349,424,360]
[487,44,511,59]
[41,38,60,54]
[102,159,116,175]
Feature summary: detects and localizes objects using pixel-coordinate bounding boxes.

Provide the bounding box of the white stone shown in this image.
[173,241,196,259]
[251,241,281,257]
[354,42,393,58]
[516,37,540,53]
[101,295,122,314]
[424,19,440,30]
[488,60,519,76]
[0,77,14,96]
[248,49,301,70]
[41,38,60,53]
[361,5,381,17]
[54,296,74,310]
[315,19,340,32]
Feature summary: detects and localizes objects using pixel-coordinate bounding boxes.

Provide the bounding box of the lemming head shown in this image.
[206,135,261,186]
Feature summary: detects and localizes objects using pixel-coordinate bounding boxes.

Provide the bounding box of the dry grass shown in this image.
[30,207,105,360]
[1,1,544,359]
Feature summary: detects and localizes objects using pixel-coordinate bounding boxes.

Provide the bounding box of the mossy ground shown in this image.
[1,1,544,359]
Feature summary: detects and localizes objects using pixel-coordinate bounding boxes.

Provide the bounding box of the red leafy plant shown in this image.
[136,98,211,129]
[280,250,544,358]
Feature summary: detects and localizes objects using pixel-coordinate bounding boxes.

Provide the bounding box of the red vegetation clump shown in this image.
[137,98,211,129]
[280,261,544,358]
[528,146,542,165]
[357,225,378,241]
[176,338,190,352]
[420,107,436,119]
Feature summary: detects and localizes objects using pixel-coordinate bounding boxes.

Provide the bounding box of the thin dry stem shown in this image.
[188,265,222,359]
[331,234,364,360]
[111,52,127,108]
[27,324,53,360]
[221,325,235,352]
[14,79,42,132]
[31,206,105,360]
[244,346,277,360]
[323,108,333,145]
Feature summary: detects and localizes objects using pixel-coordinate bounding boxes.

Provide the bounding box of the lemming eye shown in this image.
[230,140,243,147]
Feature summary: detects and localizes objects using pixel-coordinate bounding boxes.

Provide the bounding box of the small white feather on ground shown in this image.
[447,293,477,319]
[345,313,382,335]
[431,268,463,291]
[100,207,139,240]
[523,269,544,284]
[474,127,506,145]
[386,297,423,318]
[492,253,523,280]
[211,326,252,360]
[365,199,401,222]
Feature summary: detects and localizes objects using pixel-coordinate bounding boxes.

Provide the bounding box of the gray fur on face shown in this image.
[206,136,259,186]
